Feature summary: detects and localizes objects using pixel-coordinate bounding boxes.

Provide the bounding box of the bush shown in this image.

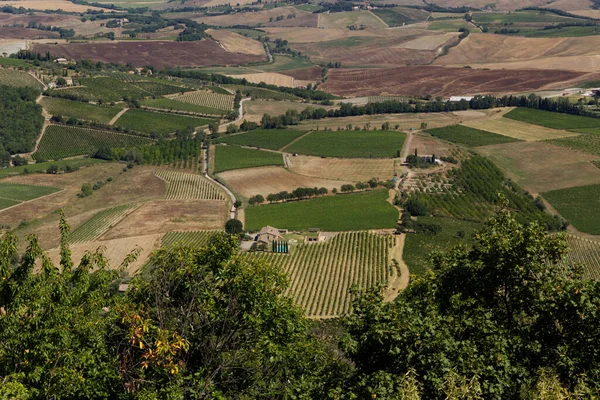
[225,219,244,235]
[405,197,429,216]
[80,183,92,197]
[46,164,59,174]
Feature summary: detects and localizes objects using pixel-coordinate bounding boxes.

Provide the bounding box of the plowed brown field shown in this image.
[32,40,266,69]
[0,27,59,39]
[321,66,591,97]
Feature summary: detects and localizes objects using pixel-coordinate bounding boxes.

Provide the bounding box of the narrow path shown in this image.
[109,108,129,126]
[279,130,314,152]
[384,234,410,302]
[0,189,64,215]
[28,71,47,90]
[401,130,414,160]
[203,147,239,222]
[219,98,251,132]
[14,95,50,160]
[368,10,390,28]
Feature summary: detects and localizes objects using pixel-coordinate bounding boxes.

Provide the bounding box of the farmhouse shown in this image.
[449,96,474,102]
[256,226,284,245]
[54,58,69,65]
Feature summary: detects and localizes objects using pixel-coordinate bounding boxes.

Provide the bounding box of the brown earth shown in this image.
[102,200,228,239]
[281,66,322,81]
[408,133,453,157]
[192,7,315,27]
[1,0,119,12]
[320,66,593,97]
[428,0,549,11]
[206,29,265,55]
[0,27,59,39]
[287,156,400,182]
[216,166,353,197]
[32,40,267,69]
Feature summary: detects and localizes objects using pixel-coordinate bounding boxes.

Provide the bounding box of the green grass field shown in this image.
[40,97,123,124]
[0,159,105,178]
[472,10,577,24]
[114,109,213,135]
[0,198,20,210]
[403,216,482,276]
[504,108,600,130]
[216,129,306,150]
[546,134,600,157]
[426,125,520,147]
[0,69,42,89]
[543,184,600,235]
[0,182,61,202]
[286,130,405,158]
[213,145,284,173]
[427,19,474,31]
[245,189,398,231]
[35,125,152,160]
[139,98,228,116]
[518,26,600,38]
[0,58,30,67]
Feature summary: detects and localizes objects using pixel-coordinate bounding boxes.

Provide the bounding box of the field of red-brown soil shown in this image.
[32,40,267,68]
[0,27,59,39]
[281,66,322,80]
[192,7,316,27]
[321,66,596,97]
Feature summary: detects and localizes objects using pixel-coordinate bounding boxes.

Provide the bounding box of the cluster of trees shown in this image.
[98,137,202,167]
[406,150,438,168]
[79,177,112,197]
[25,22,75,38]
[264,187,329,203]
[3,208,600,397]
[0,85,44,155]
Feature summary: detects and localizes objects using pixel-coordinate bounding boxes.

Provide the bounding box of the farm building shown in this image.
[449,96,474,102]
[54,58,69,65]
[256,226,284,245]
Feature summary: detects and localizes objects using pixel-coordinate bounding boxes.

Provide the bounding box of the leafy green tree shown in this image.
[342,200,600,397]
[225,218,243,235]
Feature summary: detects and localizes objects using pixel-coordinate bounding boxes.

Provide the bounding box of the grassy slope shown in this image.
[505,108,600,130]
[0,182,61,201]
[543,184,600,235]
[216,129,306,150]
[245,189,398,231]
[286,130,406,158]
[426,125,520,147]
[213,145,284,173]
[403,216,482,276]
[115,109,213,135]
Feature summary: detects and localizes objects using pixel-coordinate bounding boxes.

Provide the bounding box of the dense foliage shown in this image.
[0,85,43,155]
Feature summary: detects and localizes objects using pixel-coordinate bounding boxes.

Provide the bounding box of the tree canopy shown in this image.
[0,85,44,154]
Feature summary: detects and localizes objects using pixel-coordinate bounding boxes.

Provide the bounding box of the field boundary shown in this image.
[279,130,314,152]
[109,108,129,126]
[0,188,64,214]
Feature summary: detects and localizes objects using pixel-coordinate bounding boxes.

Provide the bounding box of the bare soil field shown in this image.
[0,27,59,39]
[32,40,266,69]
[281,66,322,81]
[542,0,593,11]
[428,0,549,11]
[321,66,590,97]
[193,7,315,27]
[262,27,387,43]
[103,200,228,239]
[288,156,400,182]
[478,141,600,194]
[294,111,488,131]
[463,118,579,142]
[217,166,353,197]
[0,0,120,12]
[408,133,453,157]
[317,11,389,29]
[399,33,458,50]
[206,29,265,55]
[46,234,162,274]
[227,72,295,87]
[435,33,600,72]
[0,40,26,55]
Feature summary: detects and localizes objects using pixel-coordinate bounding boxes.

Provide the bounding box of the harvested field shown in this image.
[217,166,353,198]
[103,200,228,239]
[429,0,549,11]
[463,118,579,141]
[288,156,399,182]
[226,72,295,87]
[1,0,119,12]
[435,33,600,72]
[0,27,59,39]
[478,141,600,193]
[193,7,314,27]
[281,66,322,81]
[317,11,389,29]
[408,133,454,157]
[0,40,26,56]
[399,33,458,50]
[46,234,162,275]
[206,29,265,56]
[32,40,266,69]
[321,66,589,97]
[262,27,387,43]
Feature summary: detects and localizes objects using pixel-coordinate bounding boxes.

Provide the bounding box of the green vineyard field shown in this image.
[140,98,228,116]
[40,97,123,124]
[34,125,152,160]
[155,170,226,200]
[69,204,139,243]
[246,231,395,317]
[213,145,284,173]
[426,125,519,147]
[0,69,43,89]
[216,129,306,151]
[114,109,213,136]
[562,235,600,280]
[161,230,220,248]
[169,90,234,111]
[221,85,300,101]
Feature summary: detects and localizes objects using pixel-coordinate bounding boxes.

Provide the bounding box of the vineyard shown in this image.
[155,170,226,200]
[169,90,234,111]
[0,69,43,89]
[216,129,306,151]
[141,139,202,171]
[34,125,152,160]
[561,235,600,280]
[403,156,561,228]
[542,184,600,235]
[367,96,406,103]
[246,231,395,317]
[140,98,229,116]
[161,230,220,248]
[40,97,123,124]
[547,134,600,157]
[69,204,139,243]
[425,125,520,147]
[221,85,300,101]
[213,145,284,173]
[114,109,214,136]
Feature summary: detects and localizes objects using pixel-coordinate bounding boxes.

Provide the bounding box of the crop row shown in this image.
[221,84,299,101]
[170,90,234,111]
[555,235,600,280]
[0,69,42,89]
[34,125,153,160]
[69,204,139,243]
[161,230,220,248]
[155,170,226,200]
[246,231,394,317]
